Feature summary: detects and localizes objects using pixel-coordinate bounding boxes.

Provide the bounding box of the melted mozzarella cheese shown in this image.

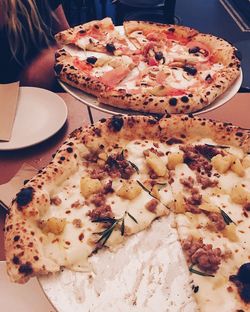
[168,69,197,89]
[92,65,113,77]
[199,63,224,80]
[40,137,250,312]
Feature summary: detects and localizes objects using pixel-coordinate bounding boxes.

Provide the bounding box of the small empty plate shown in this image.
[0,87,68,150]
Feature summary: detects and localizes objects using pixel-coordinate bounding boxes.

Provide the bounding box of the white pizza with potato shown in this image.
[4,114,250,311]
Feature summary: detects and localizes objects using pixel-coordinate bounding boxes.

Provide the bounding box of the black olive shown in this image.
[188,46,200,54]
[240,284,250,303]
[169,98,177,106]
[155,51,164,61]
[110,116,124,131]
[16,187,34,207]
[183,65,197,76]
[106,43,116,53]
[181,96,189,103]
[86,56,97,64]
[237,263,250,284]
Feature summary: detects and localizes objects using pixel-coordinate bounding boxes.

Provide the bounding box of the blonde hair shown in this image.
[3,0,55,63]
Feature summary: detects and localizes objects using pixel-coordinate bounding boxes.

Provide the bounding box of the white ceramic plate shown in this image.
[0,87,68,150]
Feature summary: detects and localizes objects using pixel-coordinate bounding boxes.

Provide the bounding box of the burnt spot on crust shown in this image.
[166,138,183,145]
[66,147,73,153]
[168,27,175,32]
[13,235,20,242]
[12,256,20,265]
[16,187,34,208]
[109,116,124,132]
[18,262,33,276]
[169,98,177,106]
[54,64,63,75]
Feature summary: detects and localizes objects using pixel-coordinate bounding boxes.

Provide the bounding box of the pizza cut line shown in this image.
[54,18,241,114]
[4,114,250,311]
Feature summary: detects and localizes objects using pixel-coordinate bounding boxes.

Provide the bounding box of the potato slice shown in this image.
[222,223,239,242]
[146,151,167,177]
[230,183,248,205]
[231,158,245,177]
[211,154,234,174]
[167,152,184,170]
[200,202,220,213]
[80,176,103,198]
[172,192,186,214]
[242,155,250,169]
[39,217,66,235]
[117,180,142,200]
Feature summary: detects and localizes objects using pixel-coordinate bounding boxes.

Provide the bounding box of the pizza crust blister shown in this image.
[4,114,250,311]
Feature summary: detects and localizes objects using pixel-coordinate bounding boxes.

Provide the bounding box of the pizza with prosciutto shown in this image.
[4,114,250,311]
[54,19,241,114]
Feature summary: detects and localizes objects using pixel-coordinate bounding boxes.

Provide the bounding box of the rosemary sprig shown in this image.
[136,180,170,210]
[220,208,236,225]
[120,149,140,174]
[121,218,125,236]
[96,221,118,246]
[92,211,138,247]
[128,160,140,174]
[189,264,215,277]
[136,180,157,199]
[205,144,229,149]
[127,212,138,224]
[136,180,155,198]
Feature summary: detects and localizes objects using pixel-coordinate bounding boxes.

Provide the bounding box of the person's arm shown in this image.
[19,4,69,91]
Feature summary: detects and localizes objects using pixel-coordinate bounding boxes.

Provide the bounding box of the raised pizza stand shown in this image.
[0,91,249,261]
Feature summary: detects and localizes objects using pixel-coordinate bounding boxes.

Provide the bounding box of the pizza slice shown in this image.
[98,21,240,114]
[165,132,250,310]
[54,48,140,96]
[123,20,198,49]
[55,17,135,56]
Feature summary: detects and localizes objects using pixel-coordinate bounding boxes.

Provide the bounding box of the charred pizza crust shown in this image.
[55,17,115,46]
[4,115,250,284]
[98,66,240,114]
[123,20,198,48]
[54,49,107,96]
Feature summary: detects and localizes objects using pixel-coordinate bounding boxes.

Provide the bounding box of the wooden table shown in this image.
[0,92,249,260]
